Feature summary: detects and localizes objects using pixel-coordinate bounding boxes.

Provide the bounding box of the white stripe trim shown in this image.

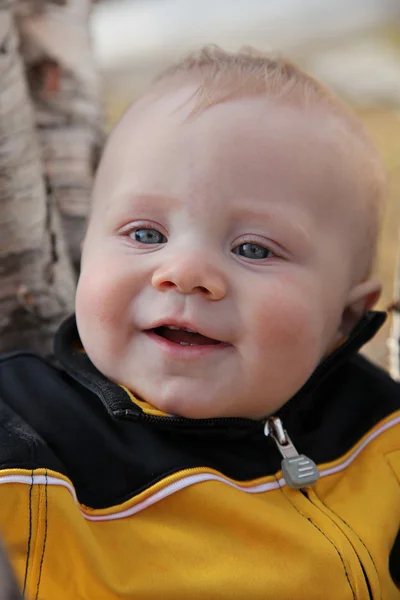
[0,474,78,502]
[85,473,286,521]
[318,414,400,478]
[1,414,399,521]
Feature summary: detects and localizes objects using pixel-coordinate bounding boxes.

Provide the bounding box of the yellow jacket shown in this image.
[0,312,399,599]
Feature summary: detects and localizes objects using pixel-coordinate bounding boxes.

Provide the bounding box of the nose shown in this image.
[151,251,227,300]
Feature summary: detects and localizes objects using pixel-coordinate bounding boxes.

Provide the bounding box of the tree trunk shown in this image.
[0,0,75,356]
[15,0,103,271]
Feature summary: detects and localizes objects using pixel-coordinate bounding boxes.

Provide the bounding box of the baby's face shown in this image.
[76,89,359,419]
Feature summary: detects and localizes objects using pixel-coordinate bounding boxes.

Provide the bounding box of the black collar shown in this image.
[277,310,386,420]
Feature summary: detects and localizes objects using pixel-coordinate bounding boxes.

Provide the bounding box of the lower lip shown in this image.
[145,331,232,360]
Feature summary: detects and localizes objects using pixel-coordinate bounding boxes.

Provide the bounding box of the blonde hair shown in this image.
[158,45,344,115]
[153,46,386,281]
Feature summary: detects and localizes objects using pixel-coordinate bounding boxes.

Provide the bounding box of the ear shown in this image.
[339,279,382,336]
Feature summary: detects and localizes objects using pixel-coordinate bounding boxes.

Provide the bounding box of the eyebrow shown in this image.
[105,192,182,218]
[121,193,182,210]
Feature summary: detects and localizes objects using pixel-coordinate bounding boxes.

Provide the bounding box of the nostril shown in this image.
[159,281,176,289]
[152,268,226,299]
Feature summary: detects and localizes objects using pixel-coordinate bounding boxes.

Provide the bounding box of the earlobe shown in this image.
[339,279,382,336]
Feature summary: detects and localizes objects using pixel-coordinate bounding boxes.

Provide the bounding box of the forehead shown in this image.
[95,86,354,227]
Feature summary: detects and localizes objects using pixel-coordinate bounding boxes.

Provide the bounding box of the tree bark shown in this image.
[15,0,103,271]
[0,0,75,356]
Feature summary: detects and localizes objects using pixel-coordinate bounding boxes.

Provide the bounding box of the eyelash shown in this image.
[120,224,279,259]
[232,238,277,260]
[120,222,166,237]
[234,235,274,249]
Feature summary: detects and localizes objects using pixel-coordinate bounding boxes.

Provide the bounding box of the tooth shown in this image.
[166,325,180,330]
[183,328,197,333]
[179,342,190,346]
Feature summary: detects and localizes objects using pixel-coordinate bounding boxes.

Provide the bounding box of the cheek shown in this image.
[75,258,138,371]
[76,256,137,328]
[254,303,318,350]
[246,274,326,365]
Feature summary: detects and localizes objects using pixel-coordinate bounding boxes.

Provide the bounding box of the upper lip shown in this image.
[144,319,227,343]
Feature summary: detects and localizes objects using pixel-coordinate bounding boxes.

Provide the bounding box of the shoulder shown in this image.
[0,351,75,473]
[319,352,400,436]
[319,353,400,454]
[0,349,59,383]
[0,350,66,422]
[334,352,399,405]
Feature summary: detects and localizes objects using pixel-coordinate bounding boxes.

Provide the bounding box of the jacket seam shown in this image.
[277,481,356,600]
[384,450,400,485]
[314,490,380,600]
[25,480,47,598]
[35,470,48,600]
[22,468,34,596]
[306,516,356,600]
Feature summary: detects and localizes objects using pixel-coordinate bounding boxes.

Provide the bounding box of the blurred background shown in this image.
[90,0,400,370]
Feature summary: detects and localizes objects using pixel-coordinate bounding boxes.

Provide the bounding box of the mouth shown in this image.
[149,325,223,347]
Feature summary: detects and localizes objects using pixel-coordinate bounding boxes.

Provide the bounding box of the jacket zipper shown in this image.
[267,417,375,600]
[119,408,262,431]
[122,408,376,598]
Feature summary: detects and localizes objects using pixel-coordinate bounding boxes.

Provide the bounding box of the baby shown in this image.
[0,46,399,599]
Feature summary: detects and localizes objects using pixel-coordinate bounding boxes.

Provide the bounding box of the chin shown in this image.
[137,380,252,420]
[159,400,210,420]
[151,392,218,420]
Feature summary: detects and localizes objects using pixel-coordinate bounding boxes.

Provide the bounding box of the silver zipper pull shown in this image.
[265,417,319,489]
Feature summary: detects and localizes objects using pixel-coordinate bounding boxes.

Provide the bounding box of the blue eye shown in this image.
[232,243,273,260]
[131,228,167,244]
